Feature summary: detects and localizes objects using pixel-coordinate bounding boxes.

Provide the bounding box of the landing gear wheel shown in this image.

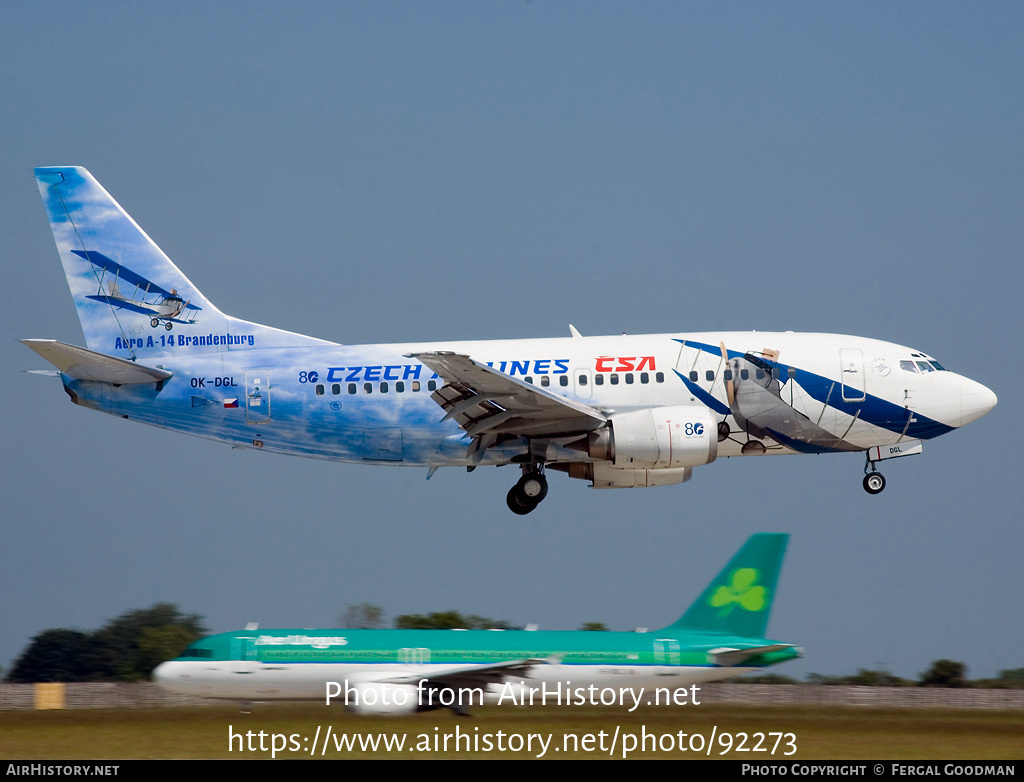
[863,472,886,495]
[517,472,548,503]
[506,486,537,515]
[151,318,160,328]
[165,322,173,331]
[717,421,731,442]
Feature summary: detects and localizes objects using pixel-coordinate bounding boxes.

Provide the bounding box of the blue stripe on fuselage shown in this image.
[675,340,954,440]
[673,369,730,415]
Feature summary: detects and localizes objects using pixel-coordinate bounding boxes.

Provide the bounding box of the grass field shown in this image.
[1,703,1022,759]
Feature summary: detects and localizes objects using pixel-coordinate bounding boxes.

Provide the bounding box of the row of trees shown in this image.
[745,661,1024,689]
[340,602,607,631]
[6,603,1022,688]
[339,602,516,630]
[6,604,204,683]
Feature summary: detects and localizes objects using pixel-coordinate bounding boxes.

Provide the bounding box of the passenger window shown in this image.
[540,376,549,387]
[315,384,325,396]
[723,370,732,381]
[788,368,796,379]
[609,374,619,385]
[594,374,604,385]
[741,369,749,380]
[396,381,405,393]
[348,383,357,394]
[705,370,714,381]
[655,372,664,383]
[380,382,389,393]
[755,369,765,380]
[331,383,341,395]
[412,381,421,392]
[525,377,533,384]
[427,380,438,391]
[363,382,372,394]
[578,374,588,386]
[640,372,649,384]
[625,373,634,384]
[689,371,698,382]
[559,376,568,387]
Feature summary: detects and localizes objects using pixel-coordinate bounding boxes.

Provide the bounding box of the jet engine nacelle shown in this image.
[339,678,420,715]
[581,406,718,469]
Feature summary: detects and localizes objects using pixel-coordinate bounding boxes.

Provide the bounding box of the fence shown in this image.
[2,682,1021,710]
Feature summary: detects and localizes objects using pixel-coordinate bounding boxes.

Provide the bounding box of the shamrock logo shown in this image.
[709,568,767,615]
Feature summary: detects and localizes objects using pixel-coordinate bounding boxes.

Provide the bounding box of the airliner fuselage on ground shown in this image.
[155,534,798,713]
[24,167,997,512]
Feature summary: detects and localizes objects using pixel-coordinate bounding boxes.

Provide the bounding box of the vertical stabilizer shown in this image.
[34,166,333,360]
[35,166,228,357]
[666,533,788,639]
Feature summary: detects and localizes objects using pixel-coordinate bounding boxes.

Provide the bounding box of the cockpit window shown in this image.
[905,355,947,372]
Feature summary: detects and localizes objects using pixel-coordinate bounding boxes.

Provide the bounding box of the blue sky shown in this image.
[1,2,1020,685]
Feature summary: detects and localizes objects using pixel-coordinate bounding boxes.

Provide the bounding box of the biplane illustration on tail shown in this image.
[75,250,201,330]
[23,166,997,513]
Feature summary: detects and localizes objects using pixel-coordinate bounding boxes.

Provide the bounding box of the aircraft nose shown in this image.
[960,376,997,426]
[152,661,175,687]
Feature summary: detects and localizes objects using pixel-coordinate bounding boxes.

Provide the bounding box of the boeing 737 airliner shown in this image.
[154,533,798,713]
[24,167,997,513]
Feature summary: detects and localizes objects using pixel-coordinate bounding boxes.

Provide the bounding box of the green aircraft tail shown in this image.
[665,533,788,639]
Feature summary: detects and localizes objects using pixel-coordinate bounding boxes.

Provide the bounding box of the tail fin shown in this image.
[665,533,788,638]
[34,166,332,359]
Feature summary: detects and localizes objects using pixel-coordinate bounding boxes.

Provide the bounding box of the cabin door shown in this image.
[230,636,258,674]
[246,371,271,423]
[653,639,681,666]
[839,349,866,402]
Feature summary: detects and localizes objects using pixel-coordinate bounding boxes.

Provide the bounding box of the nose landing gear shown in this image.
[506,466,548,515]
[863,453,885,495]
[863,471,886,494]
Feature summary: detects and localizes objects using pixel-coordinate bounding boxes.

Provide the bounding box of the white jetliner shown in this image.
[155,534,799,714]
[24,167,997,513]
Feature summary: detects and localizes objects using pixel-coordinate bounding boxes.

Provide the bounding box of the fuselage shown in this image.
[65,330,994,468]
[153,626,798,705]
[28,167,998,507]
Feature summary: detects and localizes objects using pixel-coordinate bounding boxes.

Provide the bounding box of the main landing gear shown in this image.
[506,466,548,515]
[863,455,886,495]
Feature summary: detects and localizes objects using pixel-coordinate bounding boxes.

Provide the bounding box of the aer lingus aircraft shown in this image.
[154,533,798,713]
[24,167,997,513]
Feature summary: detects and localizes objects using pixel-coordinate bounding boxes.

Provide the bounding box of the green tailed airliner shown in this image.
[155,534,799,713]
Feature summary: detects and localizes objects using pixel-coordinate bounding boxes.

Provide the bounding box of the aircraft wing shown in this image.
[408,351,606,441]
[22,339,173,384]
[72,250,174,297]
[85,295,160,316]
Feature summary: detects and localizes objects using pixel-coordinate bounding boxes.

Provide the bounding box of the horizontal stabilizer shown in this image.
[21,339,172,384]
[708,644,796,667]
